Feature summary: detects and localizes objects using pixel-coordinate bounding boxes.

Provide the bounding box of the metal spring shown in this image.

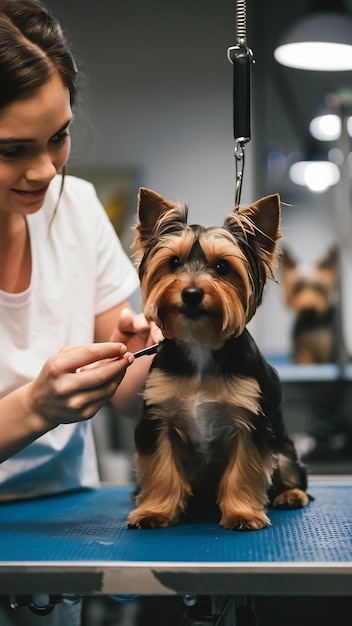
[236,0,247,44]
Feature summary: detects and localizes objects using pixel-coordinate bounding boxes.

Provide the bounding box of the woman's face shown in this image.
[0,72,72,218]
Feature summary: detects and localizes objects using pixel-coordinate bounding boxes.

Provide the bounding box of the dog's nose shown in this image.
[182,286,204,306]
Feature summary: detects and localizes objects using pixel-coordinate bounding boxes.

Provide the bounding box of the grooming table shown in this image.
[0,478,351,598]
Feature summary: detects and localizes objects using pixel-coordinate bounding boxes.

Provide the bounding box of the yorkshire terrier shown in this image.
[127,188,309,531]
[280,246,339,364]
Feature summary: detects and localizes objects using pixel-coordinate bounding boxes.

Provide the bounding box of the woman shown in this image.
[0,1,158,622]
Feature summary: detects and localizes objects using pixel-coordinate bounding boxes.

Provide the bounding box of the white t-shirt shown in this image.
[0,175,140,501]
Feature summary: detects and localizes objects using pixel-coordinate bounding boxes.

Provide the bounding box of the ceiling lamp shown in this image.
[274,0,352,71]
[309,114,342,140]
[310,89,352,139]
[289,160,340,192]
[347,116,352,136]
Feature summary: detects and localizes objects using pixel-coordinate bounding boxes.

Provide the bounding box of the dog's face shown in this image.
[280,247,338,318]
[133,188,281,347]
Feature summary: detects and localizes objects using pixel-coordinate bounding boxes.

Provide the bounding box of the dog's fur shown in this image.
[281,247,339,364]
[127,188,309,530]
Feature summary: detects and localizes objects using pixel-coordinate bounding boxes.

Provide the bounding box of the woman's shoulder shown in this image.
[28,175,110,252]
[47,174,97,203]
[42,174,103,225]
[63,173,96,193]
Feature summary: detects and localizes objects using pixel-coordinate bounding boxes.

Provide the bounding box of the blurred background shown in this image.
[45,0,351,474]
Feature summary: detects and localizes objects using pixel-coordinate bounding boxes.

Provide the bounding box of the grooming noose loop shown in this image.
[234,141,245,208]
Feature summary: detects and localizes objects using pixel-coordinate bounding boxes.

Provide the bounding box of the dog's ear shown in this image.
[137,188,176,240]
[280,247,297,269]
[224,194,281,290]
[133,188,188,260]
[237,194,281,256]
[278,247,297,305]
[318,245,339,272]
[135,188,188,246]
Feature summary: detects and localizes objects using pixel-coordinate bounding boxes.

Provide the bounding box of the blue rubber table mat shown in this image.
[0,480,351,564]
[1,479,351,596]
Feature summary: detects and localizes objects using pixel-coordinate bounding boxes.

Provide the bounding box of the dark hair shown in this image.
[0,0,77,109]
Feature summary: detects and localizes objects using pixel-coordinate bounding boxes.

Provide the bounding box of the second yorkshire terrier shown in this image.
[127,188,309,530]
[280,247,339,364]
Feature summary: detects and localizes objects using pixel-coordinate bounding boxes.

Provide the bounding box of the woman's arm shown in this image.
[94,301,163,417]
[0,343,133,462]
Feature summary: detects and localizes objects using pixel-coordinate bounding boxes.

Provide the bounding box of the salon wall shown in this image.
[46,0,246,212]
[46,0,351,357]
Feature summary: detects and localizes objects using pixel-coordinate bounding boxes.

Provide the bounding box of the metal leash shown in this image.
[227,0,254,207]
[234,140,246,210]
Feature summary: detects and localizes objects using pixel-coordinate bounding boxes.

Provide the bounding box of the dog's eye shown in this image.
[215,259,230,276]
[169,255,182,270]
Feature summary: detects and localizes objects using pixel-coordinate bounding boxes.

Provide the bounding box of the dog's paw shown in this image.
[127,509,178,529]
[272,488,309,510]
[220,510,270,531]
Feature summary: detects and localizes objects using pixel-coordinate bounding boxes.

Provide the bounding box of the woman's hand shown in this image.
[111,307,163,354]
[93,303,164,417]
[28,342,134,428]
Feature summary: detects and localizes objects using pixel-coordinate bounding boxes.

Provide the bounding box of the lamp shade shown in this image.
[274,12,352,71]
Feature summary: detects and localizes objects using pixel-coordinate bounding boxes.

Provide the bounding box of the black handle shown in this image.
[227,44,254,144]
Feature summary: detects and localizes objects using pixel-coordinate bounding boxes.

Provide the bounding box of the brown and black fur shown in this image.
[127,188,309,531]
